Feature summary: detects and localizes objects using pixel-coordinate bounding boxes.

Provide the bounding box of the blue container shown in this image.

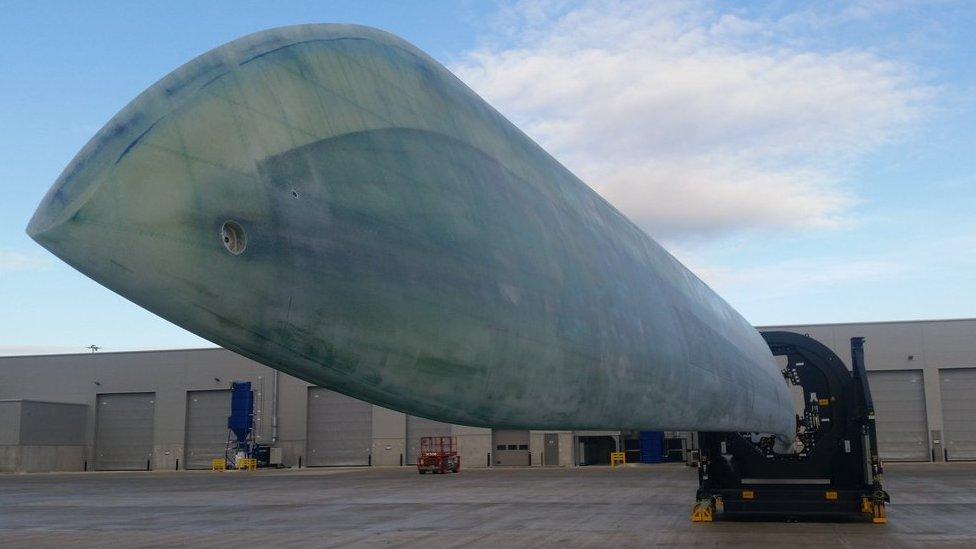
[227,381,253,443]
[639,431,664,463]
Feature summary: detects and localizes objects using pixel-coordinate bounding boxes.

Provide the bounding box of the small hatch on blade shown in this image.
[221,221,246,255]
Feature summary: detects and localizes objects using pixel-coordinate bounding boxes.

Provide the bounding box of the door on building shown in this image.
[543,433,559,466]
[493,429,530,466]
[578,435,615,465]
[94,392,156,471]
[306,387,372,466]
[939,368,976,460]
[406,415,452,464]
[868,370,929,461]
[185,389,231,469]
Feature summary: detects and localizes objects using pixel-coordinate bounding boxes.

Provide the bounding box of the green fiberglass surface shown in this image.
[28,25,794,436]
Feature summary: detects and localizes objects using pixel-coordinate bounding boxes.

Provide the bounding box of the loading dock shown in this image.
[94,392,155,471]
[940,368,976,460]
[493,430,530,466]
[306,388,372,466]
[868,370,929,461]
[184,390,231,469]
[577,435,616,466]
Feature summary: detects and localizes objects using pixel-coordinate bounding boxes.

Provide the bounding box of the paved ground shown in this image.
[1,462,974,547]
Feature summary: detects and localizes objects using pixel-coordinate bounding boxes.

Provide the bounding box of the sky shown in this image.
[1,0,974,355]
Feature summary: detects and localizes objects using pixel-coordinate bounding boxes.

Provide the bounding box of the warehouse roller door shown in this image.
[406,416,452,464]
[940,368,976,460]
[306,388,372,466]
[95,392,155,471]
[493,429,530,466]
[868,370,928,461]
[185,390,231,469]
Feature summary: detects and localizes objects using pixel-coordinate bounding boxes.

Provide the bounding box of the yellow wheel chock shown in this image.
[691,499,715,522]
[861,497,887,524]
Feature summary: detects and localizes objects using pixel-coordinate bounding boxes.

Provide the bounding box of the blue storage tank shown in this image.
[227,381,253,443]
[639,431,664,463]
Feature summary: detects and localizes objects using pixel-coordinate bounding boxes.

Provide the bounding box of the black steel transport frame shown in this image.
[692,331,889,523]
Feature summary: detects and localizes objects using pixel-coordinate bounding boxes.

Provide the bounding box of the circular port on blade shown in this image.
[220,220,246,255]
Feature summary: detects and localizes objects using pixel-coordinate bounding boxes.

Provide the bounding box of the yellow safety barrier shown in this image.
[211,459,226,471]
[610,451,626,467]
[238,458,258,471]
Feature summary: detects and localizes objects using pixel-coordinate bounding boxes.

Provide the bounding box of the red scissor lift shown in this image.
[417,436,461,474]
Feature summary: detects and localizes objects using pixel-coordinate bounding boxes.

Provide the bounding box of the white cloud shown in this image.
[455,0,934,237]
[668,226,976,316]
[0,249,53,273]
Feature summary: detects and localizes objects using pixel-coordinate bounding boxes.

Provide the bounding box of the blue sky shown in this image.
[1,0,974,355]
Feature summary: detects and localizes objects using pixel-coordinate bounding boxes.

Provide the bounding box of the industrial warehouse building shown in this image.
[1,318,974,472]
